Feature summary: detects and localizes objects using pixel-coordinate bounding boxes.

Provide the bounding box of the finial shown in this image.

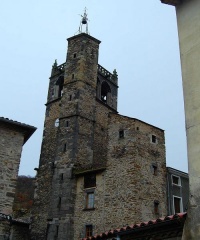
[112,69,118,79]
[53,59,58,68]
[76,7,89,35]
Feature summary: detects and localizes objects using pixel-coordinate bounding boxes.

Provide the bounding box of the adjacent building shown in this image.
[0,117,36,239]
[167,167,189,215]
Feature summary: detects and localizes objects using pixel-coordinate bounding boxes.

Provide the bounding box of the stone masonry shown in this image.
[0,117,36,239]
[31,32,167,240]
[74,114,167,239]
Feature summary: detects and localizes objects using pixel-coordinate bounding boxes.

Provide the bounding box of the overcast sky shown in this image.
[0,1,187,176]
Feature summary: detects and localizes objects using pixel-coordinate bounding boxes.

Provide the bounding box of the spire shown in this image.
[76,7,89,35]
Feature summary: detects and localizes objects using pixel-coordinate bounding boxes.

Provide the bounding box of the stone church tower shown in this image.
[31,27,167,239]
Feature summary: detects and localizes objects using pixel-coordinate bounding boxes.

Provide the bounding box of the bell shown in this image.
[82,17,87,24]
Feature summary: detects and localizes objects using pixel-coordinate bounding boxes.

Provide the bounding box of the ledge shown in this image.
[74,167,106,176]
[83,208,95,211]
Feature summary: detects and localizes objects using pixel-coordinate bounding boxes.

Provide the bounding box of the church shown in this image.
[30,10,167,240]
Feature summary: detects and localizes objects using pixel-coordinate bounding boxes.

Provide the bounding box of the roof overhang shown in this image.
[0,117,36,145]
[160,0,182,6]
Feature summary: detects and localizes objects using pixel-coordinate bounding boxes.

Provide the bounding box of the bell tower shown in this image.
[31,10,118,240]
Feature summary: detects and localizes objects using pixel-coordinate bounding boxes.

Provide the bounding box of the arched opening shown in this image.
[55,76,64,98]
[101,81,111,104]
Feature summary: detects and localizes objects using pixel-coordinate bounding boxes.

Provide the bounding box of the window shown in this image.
[101,81,111,104]
[154,200,159,214]
[151,135,157,143]
[172,175,181,186]
[152,164,158,176]
[58,197,61,209]
[63,143,67,152]
[55,76,64,98]
[60,173,64,181]
[84,173,96,189]
[72,74,74,79]
[86,192,95,209]
[66,121,69,127]
[173,196,183,214]
[69,95,72,101]
[74,53,77,58]
[85,225,93,238]
[119,130,124,139]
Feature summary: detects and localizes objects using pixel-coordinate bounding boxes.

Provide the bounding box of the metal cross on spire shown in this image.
[78,7,89,34]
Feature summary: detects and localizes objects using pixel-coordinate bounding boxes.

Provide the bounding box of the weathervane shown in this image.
[77,7,89,34]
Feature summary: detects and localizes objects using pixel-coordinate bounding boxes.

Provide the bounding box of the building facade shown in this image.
[161,0,200,238]
[167,167,189,215]
[31,32,167,240]
[0,117,36,239]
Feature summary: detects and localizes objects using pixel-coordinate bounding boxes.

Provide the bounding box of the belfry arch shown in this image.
[101,81,111,104]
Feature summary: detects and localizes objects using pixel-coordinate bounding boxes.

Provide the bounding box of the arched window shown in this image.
[55,76,64,98]
[101,81,111,104]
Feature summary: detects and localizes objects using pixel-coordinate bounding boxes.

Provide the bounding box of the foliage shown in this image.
[13,175,35,212]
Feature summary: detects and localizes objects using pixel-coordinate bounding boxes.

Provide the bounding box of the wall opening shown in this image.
[101,81,111,104]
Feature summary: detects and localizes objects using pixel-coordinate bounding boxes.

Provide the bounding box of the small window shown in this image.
[154,200,159,214]
[74,53,76,58]
[72,74,74,79]
[172,175,181,186]
[63,144,67,152]
[136,127,139,131]
[84,173,96,189]
[86,192,95,209]
[119,130,124,139]
[55,118,59,127]
[152,165,158,176]
[69,95,72,101]
[151,135,157,143]
[173,196,183,214]
[60,173,64,181]
[58,197,61,209]
[66,121,69,127]
[85,225,93,238]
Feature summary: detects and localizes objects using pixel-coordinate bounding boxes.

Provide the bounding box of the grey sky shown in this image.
[0,1,187,176]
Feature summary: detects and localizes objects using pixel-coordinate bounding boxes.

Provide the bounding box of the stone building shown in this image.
[31,31,167,240]
[0,117,36,239]
[161,0,200,238]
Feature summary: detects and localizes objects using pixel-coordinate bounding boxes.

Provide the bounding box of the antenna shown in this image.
[77,7,89,35]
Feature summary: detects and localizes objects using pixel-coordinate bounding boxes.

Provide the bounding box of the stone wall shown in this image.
[0,127,24,215]
[74,113,167,239]
[31,32,167,240]
[0,125,24,238]
[31,96,61,239]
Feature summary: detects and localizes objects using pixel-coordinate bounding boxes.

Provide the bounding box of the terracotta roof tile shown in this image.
[82,213,187,240]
